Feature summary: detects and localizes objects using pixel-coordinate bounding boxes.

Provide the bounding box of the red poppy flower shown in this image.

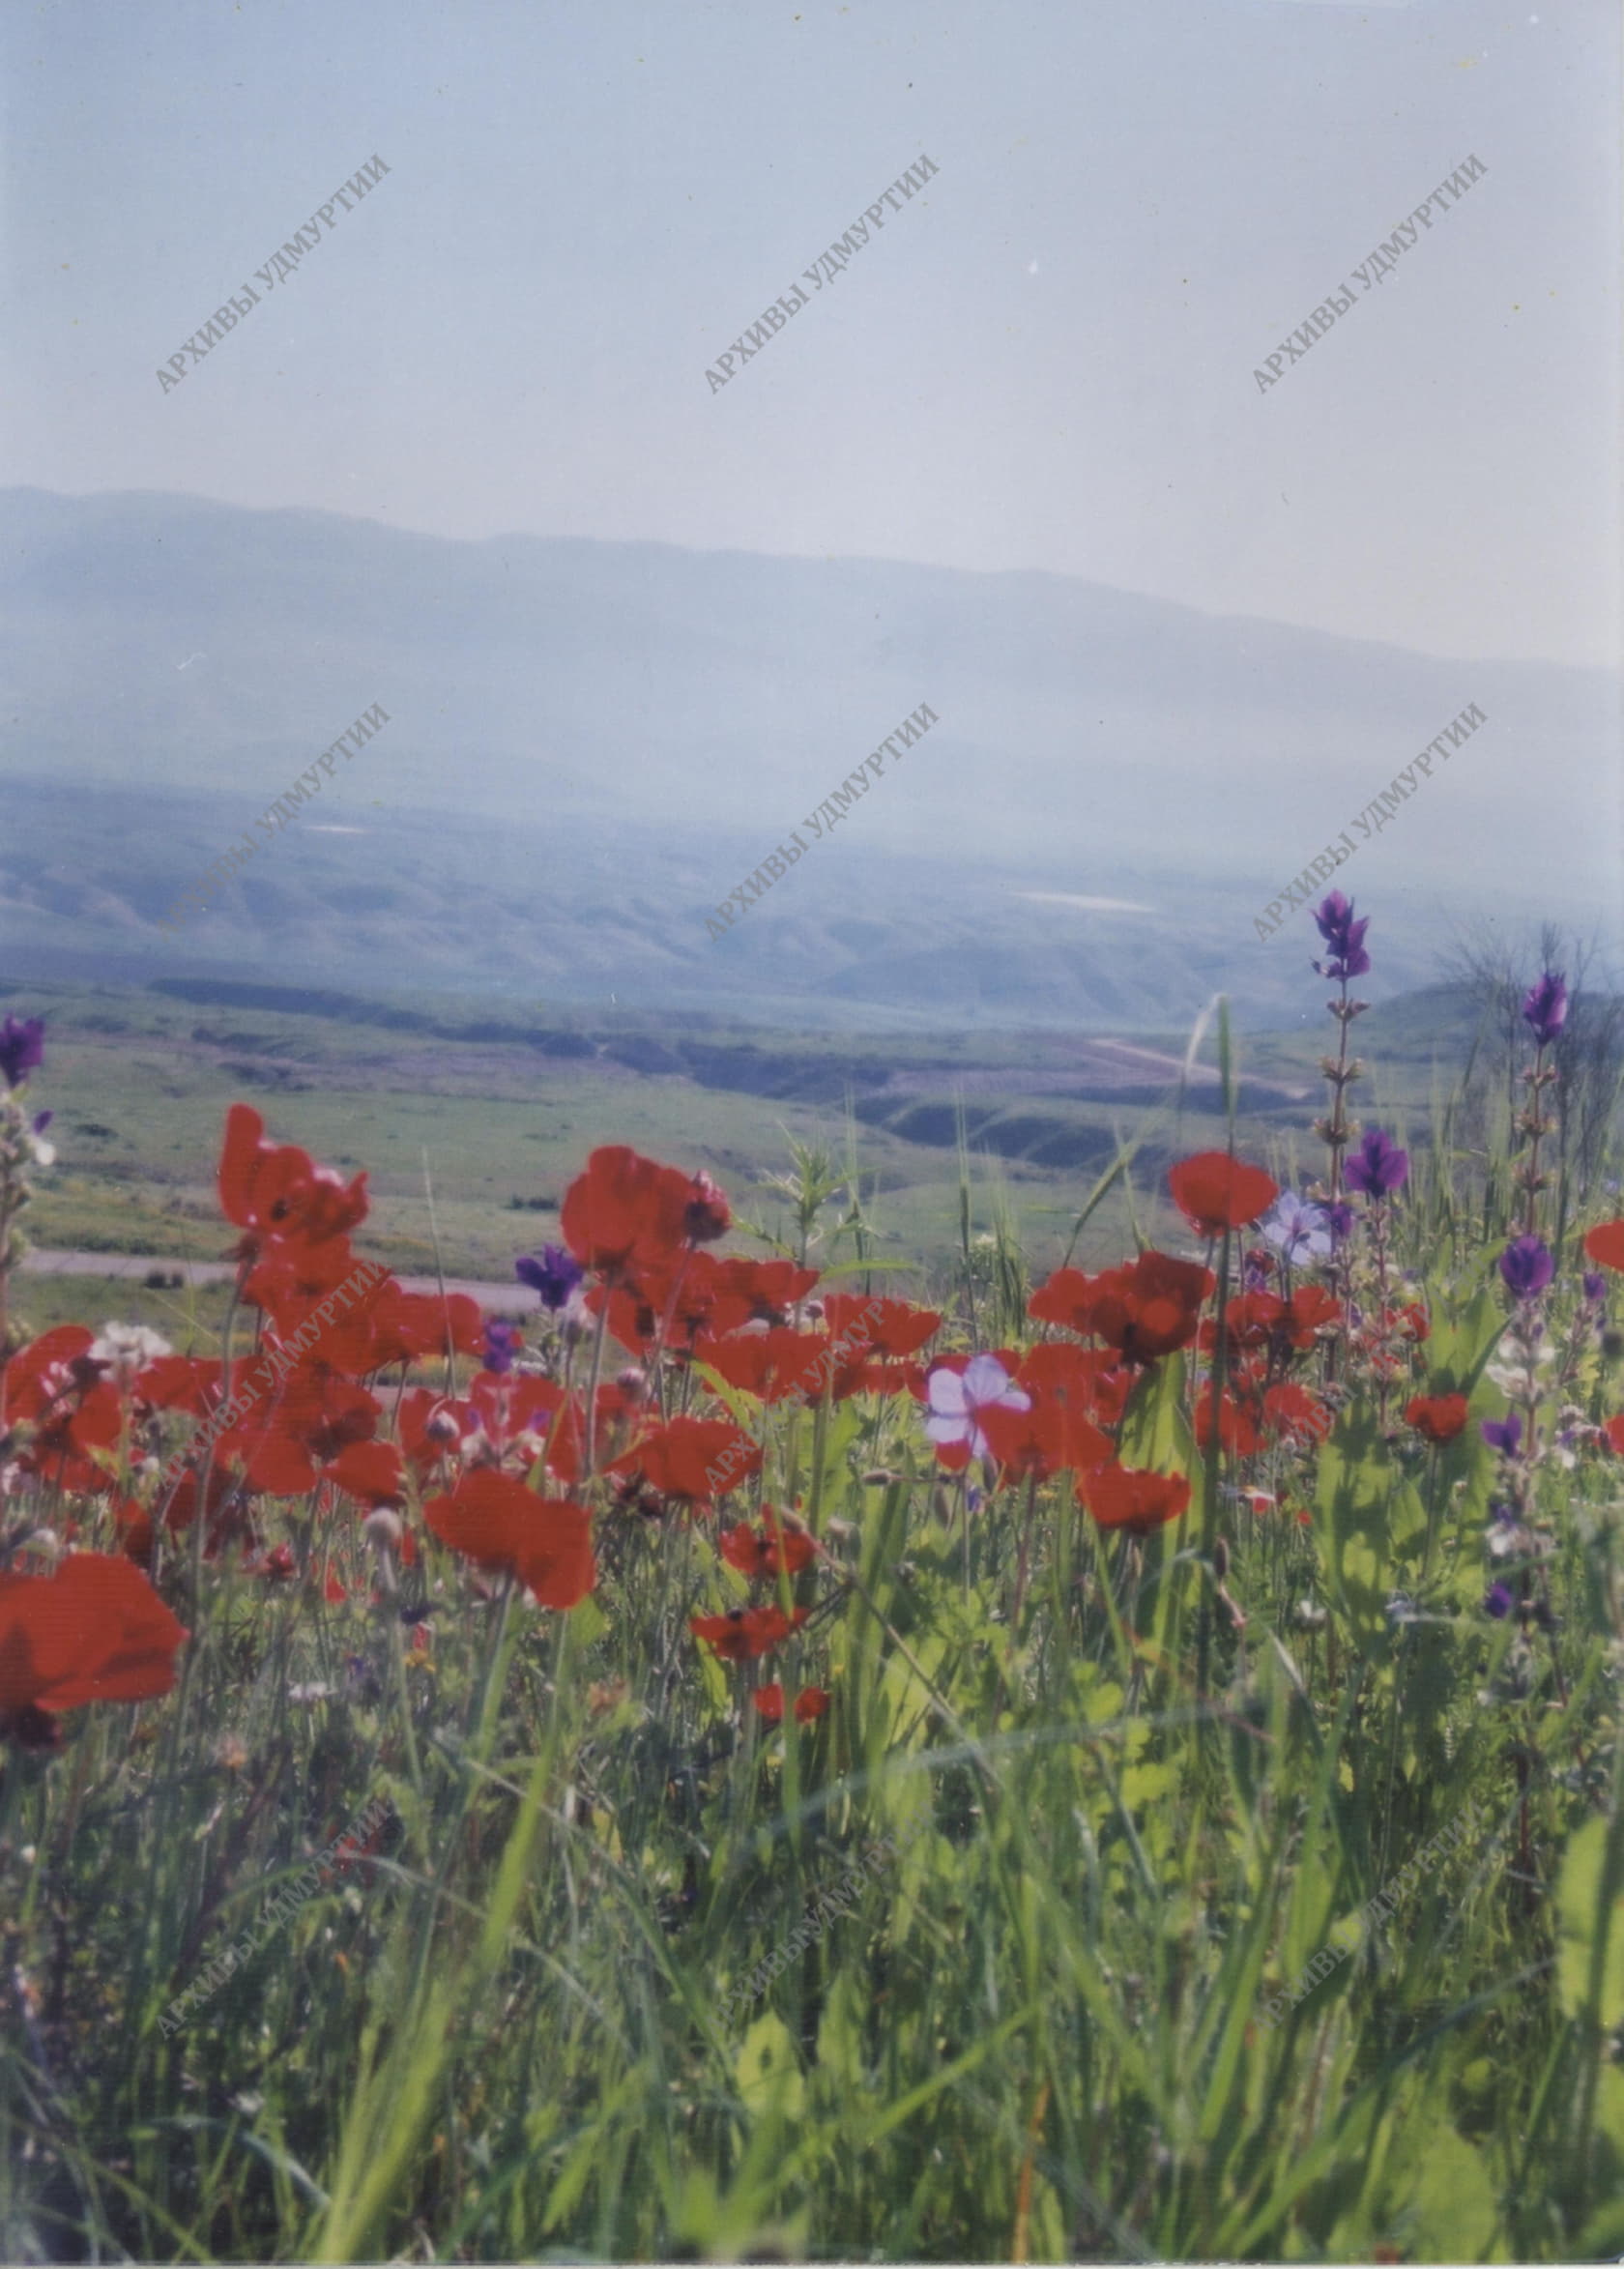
[1028,1268,1099,1336]
[719,1511,817,1579]
[218,1104,368,1255]
[1091,1253,1215,1366]
[1077,1464,1191,1536]
[1169,1152,1280,1237]
[821,1294,943,1359]
[753,1682,829,1723]
[1193,1391,1262,1458]
[1261,1382,1333,1443]
[979,1396,1113,1485]
[397,1386,466,1481]
[596,1252,728,1354]
[1605,1414,1624,1455]
[423,1469,594,1609]
[1016,1342,1133,1426]
[1284,1284,1341,1346]
[689,1604,808,1662]
[3,1328,124,1490]
[703,1328,850,1405]
[245,1236,371,1333]
[1219,1293,1287,1351]
[133,1354,222,1416]
[1032,1257,1213,1366]
[705,1257,822,1336]
[4,1325,98,1419]
[1403,1392,1469,1444]
[561,1147,708,1283]
[607,1415,762,1504]
[156,1464,241,1548]
[218,1369,381,1497]
[367,1287,484,1370]
[0,1553,188,1724]
[1586,1221,1624,1273]
[324,1439,406,1507]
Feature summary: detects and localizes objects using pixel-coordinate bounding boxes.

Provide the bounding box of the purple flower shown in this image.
[515,1243,584,1310]
[1325,1201,1356,1247]
[0,1016,44,1090]
[1261,1191,1332,1265]
[1483,1582,1514,1620]
[1584,1271,1608,1306]
[1499,1236,1553,1301]
[482,1319,522,1374]
[1312,891,1372,982]
[1344,1128,1408,1199]
[1481,1412,1522,1457]
[1522,970,1568,1049]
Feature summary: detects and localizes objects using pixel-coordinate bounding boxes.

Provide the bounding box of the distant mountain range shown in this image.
[2,487,1616,1029]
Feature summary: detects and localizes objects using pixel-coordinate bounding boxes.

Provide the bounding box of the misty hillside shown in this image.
[1,488,1616,1028]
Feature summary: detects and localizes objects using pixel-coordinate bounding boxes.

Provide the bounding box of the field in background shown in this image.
[1,973,1482,1352]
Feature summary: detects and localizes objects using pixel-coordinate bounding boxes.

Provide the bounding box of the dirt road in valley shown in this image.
[20,1251,530,1313]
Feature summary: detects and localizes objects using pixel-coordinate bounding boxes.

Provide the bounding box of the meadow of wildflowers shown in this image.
[4,901,1624,2262]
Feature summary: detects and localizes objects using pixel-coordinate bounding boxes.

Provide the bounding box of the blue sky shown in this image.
[2,0,1617,669]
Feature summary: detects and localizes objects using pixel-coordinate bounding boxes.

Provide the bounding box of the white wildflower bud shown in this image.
[362,1507,402,1552]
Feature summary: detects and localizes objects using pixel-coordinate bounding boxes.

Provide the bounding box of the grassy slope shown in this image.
[7,975,1471,1299]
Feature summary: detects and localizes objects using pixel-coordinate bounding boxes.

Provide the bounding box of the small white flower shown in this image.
[924,1354,1030,1459]
[88,1322,173,1385]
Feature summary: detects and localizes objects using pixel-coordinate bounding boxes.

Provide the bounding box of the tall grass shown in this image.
[3,1004,1624,2263]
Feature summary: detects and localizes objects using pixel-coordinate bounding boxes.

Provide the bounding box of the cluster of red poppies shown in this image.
[0,1127,1318,1737]
[32,1108,1624,1749]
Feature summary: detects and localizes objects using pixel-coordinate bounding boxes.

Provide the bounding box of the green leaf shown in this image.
[1314,1408,1403,1661]
[1557,1816,1624,2025]
[736,2011,805,2121]
[1119,1350,1195,1476]
[1410,2126,1498,2259]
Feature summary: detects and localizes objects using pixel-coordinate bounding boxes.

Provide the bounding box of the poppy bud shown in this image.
[683,1173,731,1244]
[615,1366,648,1403]
[0,1704,62,1751]
[362,1507,403,1552]
[1213,1536,1230,1582]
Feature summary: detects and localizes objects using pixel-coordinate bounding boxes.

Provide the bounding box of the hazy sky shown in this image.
[3,0,1617,669]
